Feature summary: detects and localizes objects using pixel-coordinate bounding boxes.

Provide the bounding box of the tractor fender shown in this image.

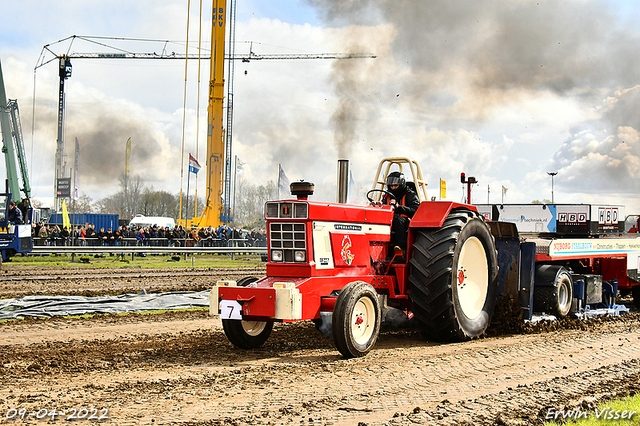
[409,202,478,229]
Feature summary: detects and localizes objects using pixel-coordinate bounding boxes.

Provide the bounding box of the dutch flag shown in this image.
[189,154,201,174]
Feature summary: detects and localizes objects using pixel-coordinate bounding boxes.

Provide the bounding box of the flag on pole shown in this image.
[236,158,244,174]
[73,138,80,201]
[502,186,508,195]
[278,164,290,197]
[440,179,447,199]
[189,154,201,174]
[61,199,71,230]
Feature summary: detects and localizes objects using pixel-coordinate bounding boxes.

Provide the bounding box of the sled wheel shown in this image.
[408,209,499,341]
[533,266,573,317]
[332,281,381,358]
[221,276,273,349]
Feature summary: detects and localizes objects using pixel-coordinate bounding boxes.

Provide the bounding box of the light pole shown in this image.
[547,172,558,204]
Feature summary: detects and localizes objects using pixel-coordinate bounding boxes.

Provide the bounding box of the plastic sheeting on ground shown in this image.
[0,290,211,320]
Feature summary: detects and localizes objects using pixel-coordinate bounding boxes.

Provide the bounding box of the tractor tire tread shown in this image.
[408,208,498,342]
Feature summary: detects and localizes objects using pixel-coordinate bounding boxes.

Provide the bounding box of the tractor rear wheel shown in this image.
[408,209,498,342]
[221,276,274,349]
[332,281,381,358]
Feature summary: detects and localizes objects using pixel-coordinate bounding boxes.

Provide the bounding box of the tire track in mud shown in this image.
[1,312,639,425]
[1,267,265,281]
[0,266,266,299]
[179,324,640,425]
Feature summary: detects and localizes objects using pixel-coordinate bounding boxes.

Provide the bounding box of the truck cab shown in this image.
[0,187,33,265]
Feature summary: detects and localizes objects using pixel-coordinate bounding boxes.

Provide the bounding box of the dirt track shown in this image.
[0,265,266,299]
[1,266,640,425]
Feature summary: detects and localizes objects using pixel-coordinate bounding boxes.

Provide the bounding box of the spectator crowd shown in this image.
[31,222,267,248]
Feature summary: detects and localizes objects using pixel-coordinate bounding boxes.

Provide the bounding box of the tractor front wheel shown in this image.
[332,281,381,358]
[221,276,274,349]
[408,209,499,342]
[222,319,273,349]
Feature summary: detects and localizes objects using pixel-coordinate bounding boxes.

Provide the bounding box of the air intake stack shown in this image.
[290,181,314,200]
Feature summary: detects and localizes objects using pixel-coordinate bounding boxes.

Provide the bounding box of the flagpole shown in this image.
[194,175,198,219]
[278,164,282,198]
[73,138,79,246]
[233,155,237,222]
[72,198,75,246]
[186,158,191,229]
[188,154,202,221]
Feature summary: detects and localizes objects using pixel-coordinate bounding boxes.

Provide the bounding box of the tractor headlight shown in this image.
[271,250,283,262]
[294,250,306,262]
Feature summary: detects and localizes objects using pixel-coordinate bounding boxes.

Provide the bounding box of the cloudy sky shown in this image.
[1,0,640,217]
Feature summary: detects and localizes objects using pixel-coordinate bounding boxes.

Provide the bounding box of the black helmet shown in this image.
[386,171,406,197]
[386,171,406,187]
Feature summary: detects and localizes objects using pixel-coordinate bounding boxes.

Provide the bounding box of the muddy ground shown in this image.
[1,264,640,425]
[0,264,266,299]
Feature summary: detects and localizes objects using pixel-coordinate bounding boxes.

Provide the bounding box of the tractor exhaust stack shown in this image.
[337,159,349,204]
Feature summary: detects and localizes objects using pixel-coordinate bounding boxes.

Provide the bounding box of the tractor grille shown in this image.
[269,222,306,262]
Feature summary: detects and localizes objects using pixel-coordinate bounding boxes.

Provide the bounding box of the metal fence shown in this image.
[29,242,267,261]
[32,237,266,248]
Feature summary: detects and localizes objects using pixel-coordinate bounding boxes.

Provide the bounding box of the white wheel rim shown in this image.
[456,236,489,319]
[242,320,267,336]
[351,296,375,345]
[558,276,571,309]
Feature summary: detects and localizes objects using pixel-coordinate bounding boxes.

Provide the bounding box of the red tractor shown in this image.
[212,157,499,357]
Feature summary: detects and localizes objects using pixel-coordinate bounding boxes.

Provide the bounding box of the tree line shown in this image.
[61,174,278,229]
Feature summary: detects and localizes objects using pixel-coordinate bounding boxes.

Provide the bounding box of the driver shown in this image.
[7,200,24,225]
[382,171,420,251]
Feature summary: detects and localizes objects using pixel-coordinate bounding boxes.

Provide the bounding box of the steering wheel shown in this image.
[366,189,397,204]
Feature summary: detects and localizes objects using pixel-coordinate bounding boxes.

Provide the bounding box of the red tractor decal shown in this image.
[341,235,355,266]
